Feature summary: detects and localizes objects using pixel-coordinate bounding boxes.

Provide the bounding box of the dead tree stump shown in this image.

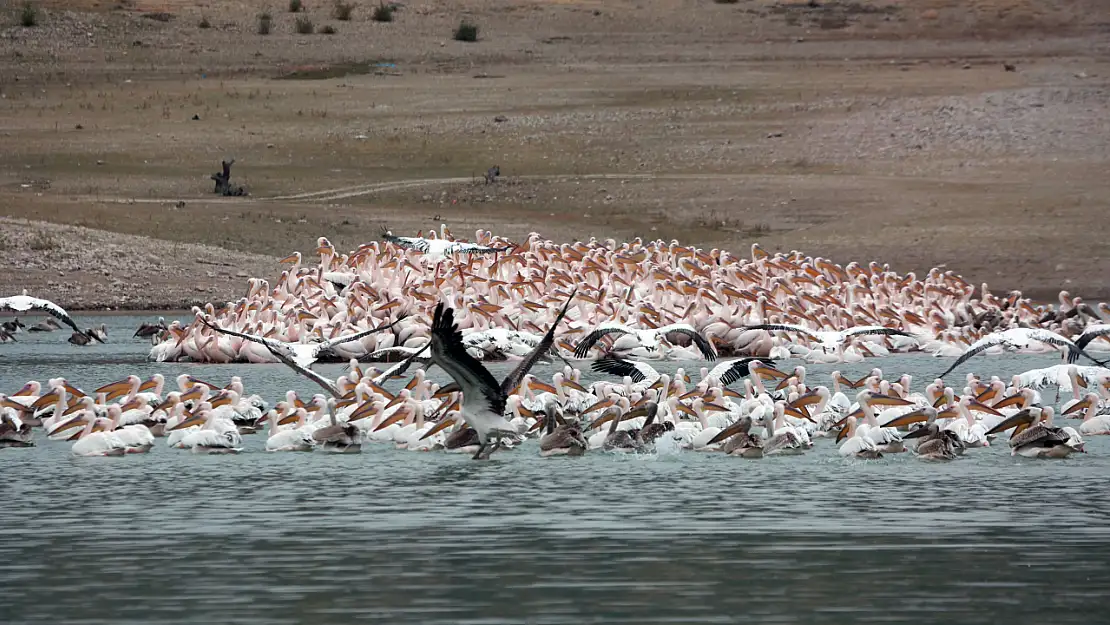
[210,159,247,196]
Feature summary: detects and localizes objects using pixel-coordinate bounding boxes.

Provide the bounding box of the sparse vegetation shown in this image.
[453,20,479,42]
[288,0,302,12]
[294,16,314,33]
[258,12,272,34]
[333,1,354,21]
[319,24,337,34]
[371,2,393,22]
[20,1,38,27]
[198,15,211,28]
[28,231,58,251]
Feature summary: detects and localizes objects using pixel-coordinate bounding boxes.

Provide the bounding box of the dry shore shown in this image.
[1,0,1108,307]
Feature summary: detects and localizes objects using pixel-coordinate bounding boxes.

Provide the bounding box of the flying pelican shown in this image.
[381,225,512,262]
[134,317,168,339]
[201,314,402,369]
[937,328,1107,378]
[573,322,717,360]
[744,323,915,354]
[0,292,100,342]
[415,290,578,454]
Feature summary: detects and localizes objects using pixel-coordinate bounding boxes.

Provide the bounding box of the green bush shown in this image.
[295,16,314,33]
[20,2,38,27]
[453,20,478,42]
[371,2,393,22]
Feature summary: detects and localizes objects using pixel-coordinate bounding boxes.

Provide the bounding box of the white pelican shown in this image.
[745,323,915,356]
[0,291,101,342]
[937,329,1107,378]
[381,225,512,263]
[573,322,717,360]
[836,416,882,459]
[200,314,402,369]
[1064,393,1110,436]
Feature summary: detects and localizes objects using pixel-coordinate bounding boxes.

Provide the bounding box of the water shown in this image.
[3,315,1109,624]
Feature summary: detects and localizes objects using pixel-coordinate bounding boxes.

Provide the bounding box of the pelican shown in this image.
[573,322,717,360]
[538,405,588,457]
[1064,393,1110,436]
[937,329,1107,378]
[836,416,882,459]
[201,314,402,369]
[985,406,1077,458]
[381,225,512,262]
[706,416,764,458]
[0,292,101,342]
[745,323,915,355]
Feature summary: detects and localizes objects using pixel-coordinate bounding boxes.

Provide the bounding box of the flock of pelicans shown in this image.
[4,227,1110,462]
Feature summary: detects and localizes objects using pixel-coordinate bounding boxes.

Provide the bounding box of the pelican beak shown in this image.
[1077,376,1089,389]
[63,383,87,398]
[347,400,378,423]
[30,390,60,411]
[774,376,795,392]
[1064,397,1092,416]
[564,380,589,393]
[293,396,307,409]
[95,379,132,401]
[0,397,28,412]
[187,375,219,390]
[138,378,159,392]
[517,405,535,419]
[991,394,1024,410]
[985,411,1034,437]
[679,389,700,400]
[753,364,789,380]
[529,380,558,395]
[870,394,914,407]
[277,413,301,426]
[12,383,35,397]
[170,414,206,431]
[833,407,863,429]
[61,401,88,417]
[580,398,614,415]
[722,388,742,399]
[881,408,930,429]
[966,400,1003,417]
[902,425,934,440]
[404,376,421,391]
[384,394,406,410]
[374,407,409,432]
[932,394,950,408]
[48,415,88,437]
[209,394,233,409]
[179,386,204,403]
[432,386,456,399]
[419,417,457,441]
[279,253,300,264]
[707,420,745,445]
[782,405,814,422]
[791,391,820,408]
[120,399,143,412]
[528,418,545,433]
[703,402,730,413]
[835,425,851,443]
[676,402,697,418]
[586,410,618,431]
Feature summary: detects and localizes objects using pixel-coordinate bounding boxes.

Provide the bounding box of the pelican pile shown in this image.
[5,357,1109,461]
[147,227,1109,365]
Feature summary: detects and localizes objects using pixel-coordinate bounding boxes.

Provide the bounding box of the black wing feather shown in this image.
[501,289,577,395]
[429,303,506,416]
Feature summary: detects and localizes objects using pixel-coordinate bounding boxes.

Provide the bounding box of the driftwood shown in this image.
[210,159,247,196]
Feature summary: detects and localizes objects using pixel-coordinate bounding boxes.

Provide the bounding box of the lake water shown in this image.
[2,315,1108,624]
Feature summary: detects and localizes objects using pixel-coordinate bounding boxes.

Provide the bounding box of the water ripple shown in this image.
[2,316,1109,623]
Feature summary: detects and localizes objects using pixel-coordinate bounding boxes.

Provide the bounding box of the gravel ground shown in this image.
[0,217,278,309]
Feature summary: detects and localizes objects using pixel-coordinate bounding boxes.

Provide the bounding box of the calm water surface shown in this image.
[2,315,1109,624]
